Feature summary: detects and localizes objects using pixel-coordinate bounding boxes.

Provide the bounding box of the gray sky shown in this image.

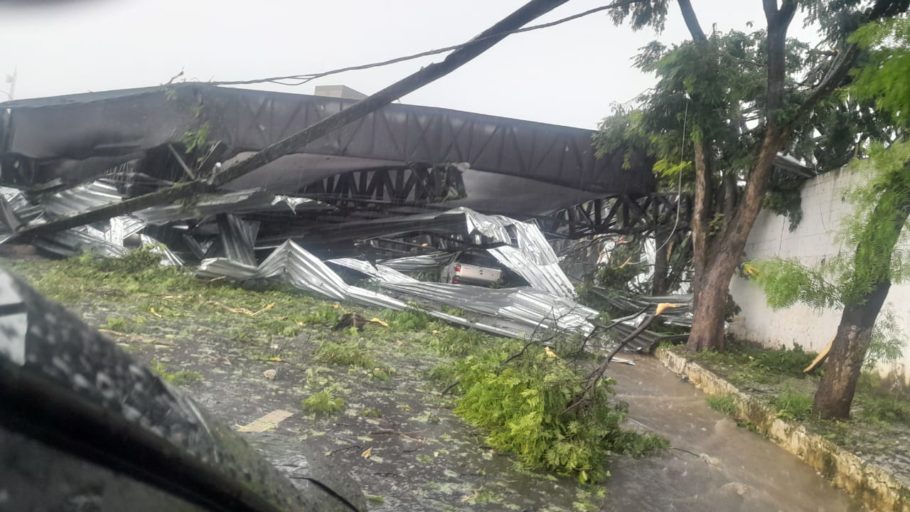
[0,0,787,129]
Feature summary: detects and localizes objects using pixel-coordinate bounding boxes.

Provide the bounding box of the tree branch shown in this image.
[792,0,904,129]
[676,0,707,42]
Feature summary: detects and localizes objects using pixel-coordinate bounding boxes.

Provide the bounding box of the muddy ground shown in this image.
[5,256,857,511]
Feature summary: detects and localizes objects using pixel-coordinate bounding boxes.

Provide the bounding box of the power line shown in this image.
[207,2,629,88]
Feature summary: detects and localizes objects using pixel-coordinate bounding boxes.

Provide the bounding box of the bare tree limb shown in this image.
[676,0,707,42]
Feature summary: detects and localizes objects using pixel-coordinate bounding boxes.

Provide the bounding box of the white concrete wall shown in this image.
[729,167,910,384]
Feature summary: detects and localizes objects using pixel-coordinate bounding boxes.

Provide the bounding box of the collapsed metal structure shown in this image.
[0,84,685,343]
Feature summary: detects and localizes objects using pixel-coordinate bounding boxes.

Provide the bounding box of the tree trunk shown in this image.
[690,139,712,299]
[686,3,794,352]
[722,171,737,222]
[813,280,890,419]
[814,187,910,419]
[687,129,783,351]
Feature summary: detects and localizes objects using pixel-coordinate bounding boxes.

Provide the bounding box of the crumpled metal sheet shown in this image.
[197,240,407,310]
[328,257,597,336]
[217,214,258,266]
[139,234,185,267]
[39,181,122,218]
[135,188,321,225]
[458,208,577,299]
[345,207,578,298]
[105,216,146,246]
[32,226,128,258]
[593,288,692,328]
[379,252,454,273]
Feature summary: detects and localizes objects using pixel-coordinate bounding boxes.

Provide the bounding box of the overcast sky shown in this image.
[0,0,805,129]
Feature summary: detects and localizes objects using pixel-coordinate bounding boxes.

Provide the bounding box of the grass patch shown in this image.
[382,309,433,331]
[771,387,813,421]
[149,360,203,386]
[707,394,738,416]
[856,395,910,424]
[683,342,816,387]
[314,341,377,369]
[301,390,345,417]
[3,251,346,349]
[102,315,146,333]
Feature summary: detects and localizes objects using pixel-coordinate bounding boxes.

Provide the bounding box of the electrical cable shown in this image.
[654,96,689,254]
[206,3,628,87]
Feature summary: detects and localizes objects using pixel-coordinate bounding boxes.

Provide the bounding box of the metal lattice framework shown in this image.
[300,164,466,207]
[538,193,693,238]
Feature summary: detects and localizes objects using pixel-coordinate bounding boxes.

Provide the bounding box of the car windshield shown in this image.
[1,2,909,511]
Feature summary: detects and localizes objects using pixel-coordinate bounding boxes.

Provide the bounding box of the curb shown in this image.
[655,347,910,512]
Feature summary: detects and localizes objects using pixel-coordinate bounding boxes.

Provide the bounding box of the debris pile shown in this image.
[0,84,677,344]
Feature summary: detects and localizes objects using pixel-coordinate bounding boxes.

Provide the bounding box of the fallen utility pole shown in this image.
[15,0,570,240]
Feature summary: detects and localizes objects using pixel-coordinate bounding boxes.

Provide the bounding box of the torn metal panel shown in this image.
[139,234,185,267]
[32,226,128,258]
[217,214,258,266]
[328,258,596,336]
[308,207,579,298]
[594,289,692,328]
[104,216,146,246]
[197,240,407,310]
[459,208,577,299]
[183,234,216,261]
[379,252,454,273]
[39,181,122,218]
[133,189,323,225]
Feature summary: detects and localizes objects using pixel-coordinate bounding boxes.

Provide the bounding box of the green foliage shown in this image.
[749,345,815,377]
[857,395,910,424]
[443,343,665,483]
[594,239,649,295]
[746,259,837,309]
[607,0,669,32]
[763,180,804,231]
[4,252,345,349]
[866,308,906,369]
[851,18,910,129]
[382,309,432,331]
[428,327,489,357]
[706,394,737,416]
[314,341,377,369]
[299,302,342,326]
[149,360,202,386]
[84,246,161,273]
[772,387,814,421]
[183,122,210,153]
[302,390,345,417]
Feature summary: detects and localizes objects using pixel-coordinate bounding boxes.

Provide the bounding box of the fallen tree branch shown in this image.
[563,312,660,415]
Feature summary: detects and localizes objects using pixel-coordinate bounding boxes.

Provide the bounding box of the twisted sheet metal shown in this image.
[459,208,576,299]
[197,240,407,310]
[379,252,455,273]
[39,181,122,218]
[328,257,596,336]
[134,189,322,225]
